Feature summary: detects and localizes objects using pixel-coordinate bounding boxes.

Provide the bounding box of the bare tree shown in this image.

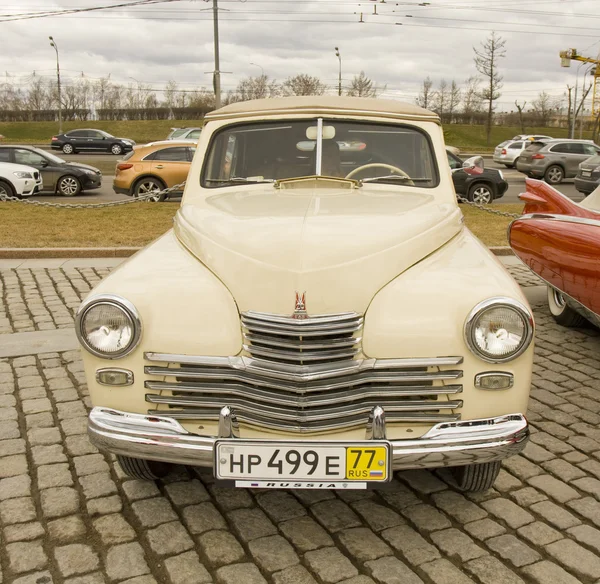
[235,75,280,101]
[27,77,51,111]
[447,80,461,121]
[416,76,434,109]
[514,100,527,134]
[473,32,506,145]
[346,71,383,97]
[432,79,449,121]
[281,74,326,96]
[531,91,556,126]
[462,76,483,121]
[164,80,178,109]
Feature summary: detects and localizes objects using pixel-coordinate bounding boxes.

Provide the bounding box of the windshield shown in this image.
[202,119,438,188]
[34,148,65,164]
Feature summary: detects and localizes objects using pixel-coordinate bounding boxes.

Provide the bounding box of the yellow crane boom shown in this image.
[560,48,600,116]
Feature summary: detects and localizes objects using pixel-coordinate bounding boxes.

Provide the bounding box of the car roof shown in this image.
[205,96,440,123]
[542,138,595,143]
[137,140,196,149]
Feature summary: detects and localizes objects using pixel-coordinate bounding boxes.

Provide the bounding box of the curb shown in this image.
[0,246,515,259]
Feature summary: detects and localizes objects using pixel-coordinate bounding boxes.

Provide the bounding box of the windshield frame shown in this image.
[200,117,440,189]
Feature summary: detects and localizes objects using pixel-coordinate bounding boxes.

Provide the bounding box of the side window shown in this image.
[583,144,598,156]
[152,147,190,162]
[569,143,585,155]
[446,151,462,170]
[508,142,523,149]
[0,149,11,162]
[88,131,104,139]
[550,143,572,154]
[187,130,201,140]
[67,130,87,138]
[14,149,46,166]
[186,147,196,161]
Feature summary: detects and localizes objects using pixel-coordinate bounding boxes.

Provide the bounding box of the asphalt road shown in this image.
[23,155,584,205]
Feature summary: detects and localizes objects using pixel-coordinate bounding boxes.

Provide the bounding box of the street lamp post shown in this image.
[129,77,141,109]
[49,36,62,134]
[335,47,342,97]
[249,62,264,78]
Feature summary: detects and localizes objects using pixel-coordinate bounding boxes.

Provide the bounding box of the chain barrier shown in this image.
[456,195,522,219]
[0,181,187,209]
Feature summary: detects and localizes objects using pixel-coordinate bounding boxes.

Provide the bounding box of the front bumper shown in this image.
[81,175,102,190]
[88,407,529,471]
[496,179,509,197]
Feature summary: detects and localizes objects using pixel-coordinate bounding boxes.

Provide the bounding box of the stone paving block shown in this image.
[567,496,600,527]
[378,483,420,510]
[279,515,334,552]
[164,479,210,506]
[0,454,28,478]
[419,559,476,584]
[54,544,100,578]
[0,496,36,524]
[0,474,31,500]
[486,534,541,567]
[517,521,562,546]
[37,463,73,490]
[12,572,55,584]
[364,556,423,584]
[337,527,392,563]
[65,573,105,584]
[79,472,117,499]
[132,497,178,528]
[398,469,448,494]
[25,412,54,429]
[351,499,404,532]
[311,499,362,533]
[526,474,581,503]
[93,514,136,545]
[6,541,48,573]
[197,529,245,568]
[248,534,300,572]
[31,445,67,466]
[145,521,194,557]
[463,517,506,541]
[0,438,25,457]
[545,538,600,580]
[273,565,318,584]
[105,542,150,582]
[73,454,109,476]
[304,547,359,583]
[86,495,123,516]
[208,485,253,511]
[163,551,212,584]
[59,417,88,436]
[481,497,534,529]
[501,455,544,481]
[381,524,440,566]
[28,427,61,446]
[41,486,79,518]
[510,487,547,507]
[228,507,277,542]
[522,560,586,584]
[530,500,581,529]
[0,420,20,440]
[3,521,45,543]
[401,503,451,534]
[121,479,160,502]
[216,563,267,584]
[431,490,487,523]
[464,556,526,584]
[567,524,600,554]
[494,469,524,492]
[47,516,87,543]
[64,434,98,456]
[257,490,306,523]
[182,501,227,535]
[430,528,486,562]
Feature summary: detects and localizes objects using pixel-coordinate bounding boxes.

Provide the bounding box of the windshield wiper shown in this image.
[205,177,275,185]
[360,175,432,184]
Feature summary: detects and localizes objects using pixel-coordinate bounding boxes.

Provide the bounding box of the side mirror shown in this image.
[462,156,484,175]
[40,159,49,167]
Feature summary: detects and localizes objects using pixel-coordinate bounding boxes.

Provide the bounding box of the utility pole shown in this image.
[335,47,342,96]
[213,0,221,109]
[49,36,62,133]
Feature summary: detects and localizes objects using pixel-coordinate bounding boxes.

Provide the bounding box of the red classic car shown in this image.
[509,179,600,328]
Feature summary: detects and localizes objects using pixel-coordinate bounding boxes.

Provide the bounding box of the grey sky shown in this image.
[1,0,599,112]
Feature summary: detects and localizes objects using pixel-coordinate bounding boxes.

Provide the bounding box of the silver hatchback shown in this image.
[516,139,600,184]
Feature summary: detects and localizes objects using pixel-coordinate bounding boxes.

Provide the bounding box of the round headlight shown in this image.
[465,298,533,363]
[76,296,141,359]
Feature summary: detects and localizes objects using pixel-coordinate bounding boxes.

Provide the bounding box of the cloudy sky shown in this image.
[1,0,599,112]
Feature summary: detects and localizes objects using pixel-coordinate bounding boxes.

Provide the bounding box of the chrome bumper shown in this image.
[88,407,529,471]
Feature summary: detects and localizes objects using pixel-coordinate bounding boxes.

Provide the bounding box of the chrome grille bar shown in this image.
[242,344,360,362]
[243,332,361,350]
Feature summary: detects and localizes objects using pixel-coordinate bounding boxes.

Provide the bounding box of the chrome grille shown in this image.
[144,353,463,433]
[242,311,363,365]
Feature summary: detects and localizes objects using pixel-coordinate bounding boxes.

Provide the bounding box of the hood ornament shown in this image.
[293,292,308,319]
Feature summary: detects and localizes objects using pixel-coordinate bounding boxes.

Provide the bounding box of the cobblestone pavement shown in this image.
[2,264,600,584]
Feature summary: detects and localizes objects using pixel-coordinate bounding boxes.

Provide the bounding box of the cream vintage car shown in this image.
[77,96,533,492]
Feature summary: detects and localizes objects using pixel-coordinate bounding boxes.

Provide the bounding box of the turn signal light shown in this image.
[475,372,514,390]
[96,368,133,386]
[532,154,545,160]
[501,148,507,155]
[51,136,58,141]
[117,163,133,171]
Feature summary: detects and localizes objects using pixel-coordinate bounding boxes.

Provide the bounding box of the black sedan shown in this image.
[574,154,600,196]
[51,129,135,155]
[0,146,101,196]
[447,149,508,204]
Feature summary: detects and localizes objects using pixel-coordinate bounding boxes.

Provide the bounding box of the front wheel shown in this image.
[451,461,501,492]
[468,183,494,204]
[0,180,16,200]
[545,165,564,185]
[57,175,81,197]
[110,143,123,155]
[133,177,166,202]
[116,455,172,480]
[62,143,74,154]
[547,286,586,327]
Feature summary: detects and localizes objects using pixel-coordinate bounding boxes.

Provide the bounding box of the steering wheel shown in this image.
[345,163,412,184]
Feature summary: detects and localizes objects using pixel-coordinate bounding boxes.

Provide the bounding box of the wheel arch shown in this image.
[0,177,17,194]
[468,179,497,197]
[130,174,167,195]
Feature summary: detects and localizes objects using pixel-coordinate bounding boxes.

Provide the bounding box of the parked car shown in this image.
[51,129,135,155]
[574,154,600,195]
[516,139,600,184]
[493,139,528,168]
[166,127,202,141]
[78,96,533,493]
[447,148,508,203]
[511,134,552,141]
[113,141,195,202]
[0,145,102,196]
[510,178,600,328]
[0,161,42,198]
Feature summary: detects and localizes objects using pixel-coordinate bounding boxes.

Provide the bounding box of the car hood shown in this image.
[63,162,101,173]
[174,184,463,314]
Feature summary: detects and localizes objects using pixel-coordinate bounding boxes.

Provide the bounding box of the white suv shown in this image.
[0,162,42,198]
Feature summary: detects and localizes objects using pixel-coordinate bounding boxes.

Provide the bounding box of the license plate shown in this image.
[215,441,391,487]
[582,170,592,177]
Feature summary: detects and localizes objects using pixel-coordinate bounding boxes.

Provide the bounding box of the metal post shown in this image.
[49,36,62,134]
[213,0,221,109]
[335,47,342,96]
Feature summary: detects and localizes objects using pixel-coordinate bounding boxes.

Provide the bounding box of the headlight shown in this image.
[13,171,32,179]
[498,170,504,180]
[82,169,96,175]
[76,295,141,359]
[464,298,533,363]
